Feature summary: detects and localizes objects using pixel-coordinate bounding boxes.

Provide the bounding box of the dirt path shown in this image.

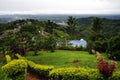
[26,70,48,80]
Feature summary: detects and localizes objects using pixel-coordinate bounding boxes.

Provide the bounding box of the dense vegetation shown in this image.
[0,16,120,59]
[1,51,120,80]
[0,15,120,79]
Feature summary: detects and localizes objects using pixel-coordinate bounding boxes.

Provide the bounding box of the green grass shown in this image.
[26,50,98,69]
[25,50,120,70]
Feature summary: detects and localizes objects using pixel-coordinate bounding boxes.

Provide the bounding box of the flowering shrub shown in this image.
[49,67,103,80]
[2,59,27,80]
[5,55,11,63]
[97,55,116,79]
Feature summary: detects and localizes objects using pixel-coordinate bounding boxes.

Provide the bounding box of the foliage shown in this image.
[87,17,107,53]
[45,20,58,33]
[47,35,57,52]
[0,57,5,80]
[97,54,116,79]
[5,55,11,63]
[2,59,27,80]
[49,67,103,80]
[15,53,54,77]
[66,16,77,39]
[109,71,120,80]
[107,32,120,61]
[15,53,26,59]
[28,60,54,77]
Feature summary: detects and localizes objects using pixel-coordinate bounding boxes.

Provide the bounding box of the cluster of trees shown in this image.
[0,19,70,56]
[0,16,120,60]
[87,17,120,61]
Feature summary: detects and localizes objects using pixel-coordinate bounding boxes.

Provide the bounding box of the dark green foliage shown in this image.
[66,16,77,38]
[45,20,59,33]
[91,17,103,32]
[87,17,107,53]
[108,32,120,61]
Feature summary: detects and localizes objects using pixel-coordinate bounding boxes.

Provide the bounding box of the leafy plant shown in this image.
[2,59,27,80]
[97,56,116,79]
[5,55,11,63]
[49,67,103,80]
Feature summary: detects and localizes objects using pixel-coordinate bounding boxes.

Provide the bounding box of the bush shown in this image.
[15,53,26,59]
[49,67,103,80]
[2,59,27,80]
[15,54,54,77]
[97,56,116,79]
[109,71,120,80]
[27,60,54,77]
[108,32,120,61]
[5,55,11,63]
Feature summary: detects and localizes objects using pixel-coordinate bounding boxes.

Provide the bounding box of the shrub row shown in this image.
[5,55,11,63]
[15,53,26,59]
[16,53,54,77]
[49,68,120,80]
[57,46,86,51]
[27,60,54,77]
[2,59,27,80]
[49,67,104,80]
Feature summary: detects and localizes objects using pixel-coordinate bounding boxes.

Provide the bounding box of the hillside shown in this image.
[0,16,120,39]
[76,17,120,39]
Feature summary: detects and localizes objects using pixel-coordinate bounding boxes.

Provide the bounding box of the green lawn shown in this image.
[26,50,99,69]
[25,50,120,70]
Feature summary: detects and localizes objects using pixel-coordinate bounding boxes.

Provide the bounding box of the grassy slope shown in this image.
[26,50,98,69]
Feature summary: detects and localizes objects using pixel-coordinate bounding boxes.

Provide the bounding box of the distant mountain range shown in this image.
[0,14,120,23]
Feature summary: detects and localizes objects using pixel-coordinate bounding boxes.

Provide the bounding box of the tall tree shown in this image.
[87,17,107,52]
[108,32,120,60]
[45,20,56,34]
[66,16,77,37]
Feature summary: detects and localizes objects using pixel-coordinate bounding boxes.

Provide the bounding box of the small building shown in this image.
[69,39,87,47]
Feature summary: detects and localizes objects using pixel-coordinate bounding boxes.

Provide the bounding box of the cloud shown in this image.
[0,0,120,14]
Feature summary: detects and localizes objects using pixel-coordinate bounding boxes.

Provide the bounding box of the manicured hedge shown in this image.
[27,60,54,77]
[2,59,27,80]
[5,55,11,63]
[49,67,104,80]
[16,53,54,77]
[15,53,26,59]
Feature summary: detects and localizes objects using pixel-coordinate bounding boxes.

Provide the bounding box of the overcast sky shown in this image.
[0,0,120,15]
